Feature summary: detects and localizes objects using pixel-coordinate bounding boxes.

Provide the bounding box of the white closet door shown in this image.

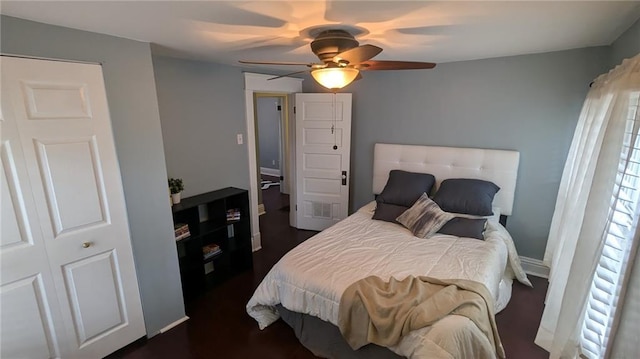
[1,56,145,358]
[1,73,69,358]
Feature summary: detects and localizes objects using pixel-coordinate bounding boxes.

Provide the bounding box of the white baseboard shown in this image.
[159,316,189,334]
[520,256,549,279]
[252,232,262,252]
[261,167,280,177]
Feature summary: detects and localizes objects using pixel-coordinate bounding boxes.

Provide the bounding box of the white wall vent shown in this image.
[312,202,332,219]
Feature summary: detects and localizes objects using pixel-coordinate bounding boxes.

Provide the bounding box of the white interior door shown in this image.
[1,56,145,358]
[295,93,352,231]
[0,76,69,358]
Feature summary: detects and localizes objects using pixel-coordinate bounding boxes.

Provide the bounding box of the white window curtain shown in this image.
[535,54,640,358]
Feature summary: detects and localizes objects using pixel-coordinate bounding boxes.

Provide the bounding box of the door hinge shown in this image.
[280,175,284,180]
[293,106,296,114]
[295,205,297,211]
[277,105,282,111]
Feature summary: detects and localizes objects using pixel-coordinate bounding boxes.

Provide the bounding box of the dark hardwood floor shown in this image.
[108,181,549,359]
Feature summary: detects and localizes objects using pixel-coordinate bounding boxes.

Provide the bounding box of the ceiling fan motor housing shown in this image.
[310,30,359,62]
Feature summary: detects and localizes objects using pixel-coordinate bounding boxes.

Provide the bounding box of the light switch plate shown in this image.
[237,134,243,145]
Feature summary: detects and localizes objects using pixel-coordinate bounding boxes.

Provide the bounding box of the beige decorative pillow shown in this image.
[397,193,455,238]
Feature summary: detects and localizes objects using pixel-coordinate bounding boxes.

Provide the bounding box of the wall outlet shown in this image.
[237,134,243,145]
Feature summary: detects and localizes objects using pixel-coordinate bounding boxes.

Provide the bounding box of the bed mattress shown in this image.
[247,202,530,358]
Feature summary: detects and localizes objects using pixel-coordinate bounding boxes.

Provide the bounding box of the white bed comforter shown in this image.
[247,202,531,358]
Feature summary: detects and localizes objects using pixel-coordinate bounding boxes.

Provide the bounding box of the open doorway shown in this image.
[243,73,302,251]
[254,93,288,216]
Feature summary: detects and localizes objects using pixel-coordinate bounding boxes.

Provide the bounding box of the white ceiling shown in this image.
[2,1,640,68]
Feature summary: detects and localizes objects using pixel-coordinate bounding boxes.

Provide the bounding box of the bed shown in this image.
[247,143,531,359]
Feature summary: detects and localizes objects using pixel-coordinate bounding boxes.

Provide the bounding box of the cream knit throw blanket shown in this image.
[338,275,505,359]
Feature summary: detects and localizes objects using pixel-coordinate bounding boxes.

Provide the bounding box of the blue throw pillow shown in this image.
[433,179,500,216]
[377,170,436,207]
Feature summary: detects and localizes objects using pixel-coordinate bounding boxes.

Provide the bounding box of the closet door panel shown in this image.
[0,275,61,358]
[1,56,145,358]
[1,72,68,358]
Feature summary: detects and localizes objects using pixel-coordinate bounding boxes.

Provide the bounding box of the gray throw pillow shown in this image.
[377,170,436,207]
[372,202,408,224]
[438,217,487,240]
[397,193,455,238]
[432,178,500,216]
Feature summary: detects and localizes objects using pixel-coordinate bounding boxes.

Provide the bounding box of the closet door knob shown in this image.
[82,242,92,248]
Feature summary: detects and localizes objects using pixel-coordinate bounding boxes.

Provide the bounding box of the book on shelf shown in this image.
[174,223,190,241]
[226,208,241,222]
[202,243,222,259]
[204,261,214,274]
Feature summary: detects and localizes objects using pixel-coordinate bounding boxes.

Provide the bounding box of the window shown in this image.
[580,92,640,358]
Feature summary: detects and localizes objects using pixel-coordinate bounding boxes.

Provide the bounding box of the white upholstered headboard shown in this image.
[373,143,520,216]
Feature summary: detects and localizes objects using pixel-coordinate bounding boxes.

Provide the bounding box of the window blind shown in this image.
[580,92,640,358]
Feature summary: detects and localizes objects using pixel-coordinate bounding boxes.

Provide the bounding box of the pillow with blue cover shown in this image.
[432,178,500,216]
[373,170,436,223]
[372,202,410,224]
[437,217,487,240]
[376,170,436,207]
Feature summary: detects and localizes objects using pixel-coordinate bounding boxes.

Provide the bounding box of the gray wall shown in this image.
[152,55,250,197]
[257,97,281,170]
[1,16,185,336]
[3,11,633,339]
[611,17,640,66]
[303,47,611,259]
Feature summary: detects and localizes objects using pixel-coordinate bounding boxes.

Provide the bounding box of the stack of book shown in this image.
[226,208,241,222]
[174,223,190,241]
[202,243,222,260]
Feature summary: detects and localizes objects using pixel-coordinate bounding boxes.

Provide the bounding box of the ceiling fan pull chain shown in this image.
[333,93,338,150]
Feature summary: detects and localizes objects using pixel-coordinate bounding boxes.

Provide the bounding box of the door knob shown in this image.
[82,242,92,248]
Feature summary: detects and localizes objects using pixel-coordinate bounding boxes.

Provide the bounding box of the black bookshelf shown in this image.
[172,187,253,300]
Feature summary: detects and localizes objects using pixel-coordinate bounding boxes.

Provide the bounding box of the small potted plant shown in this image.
[168,178,184,204]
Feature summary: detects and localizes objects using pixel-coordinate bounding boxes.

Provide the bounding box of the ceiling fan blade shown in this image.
[333,44,382,65]
[239,60,314,66]
[267,70,310,81]
[359,60,436,70]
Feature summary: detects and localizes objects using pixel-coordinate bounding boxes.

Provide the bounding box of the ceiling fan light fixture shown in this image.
[311,67,359,89]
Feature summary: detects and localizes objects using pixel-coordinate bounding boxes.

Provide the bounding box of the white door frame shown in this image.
[243,72,303,251]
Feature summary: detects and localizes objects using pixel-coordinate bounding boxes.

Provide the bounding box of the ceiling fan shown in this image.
[239,29,436,90]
